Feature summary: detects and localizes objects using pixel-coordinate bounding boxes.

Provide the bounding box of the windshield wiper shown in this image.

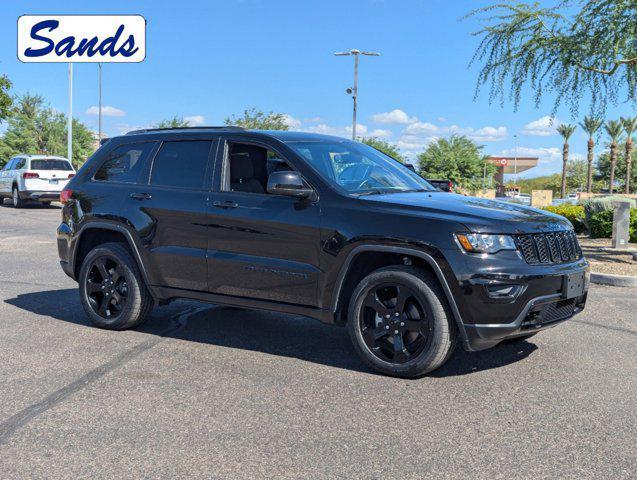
[351,189,388,196]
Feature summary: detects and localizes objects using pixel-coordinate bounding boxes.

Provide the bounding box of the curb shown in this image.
[590,271,637,287]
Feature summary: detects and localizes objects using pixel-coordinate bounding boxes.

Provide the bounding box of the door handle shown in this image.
[130,192,152,201]
[212,200,238,209]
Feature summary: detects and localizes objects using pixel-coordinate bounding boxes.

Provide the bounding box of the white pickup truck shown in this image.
[0,155,75,207]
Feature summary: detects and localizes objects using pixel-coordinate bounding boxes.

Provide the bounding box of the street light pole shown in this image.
[67,63,73,164]
[98,63,102,141]
[334,49,380,140]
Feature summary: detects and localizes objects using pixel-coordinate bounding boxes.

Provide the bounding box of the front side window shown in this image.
[286,140,433,196]
[4,159,15,171]
[224,143,297,194]
[95,142,155,183]
[150,140,212,189]
[29,159,71,170]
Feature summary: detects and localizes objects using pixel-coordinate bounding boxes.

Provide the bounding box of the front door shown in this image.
[206,138,321,307]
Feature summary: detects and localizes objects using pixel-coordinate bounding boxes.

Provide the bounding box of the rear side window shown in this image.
[14,158,26,170]
[149,141,212,189]
[94,142,155,183]
[29,159,70,170]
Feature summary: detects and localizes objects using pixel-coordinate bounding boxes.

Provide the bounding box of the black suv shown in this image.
[57,127,589,378]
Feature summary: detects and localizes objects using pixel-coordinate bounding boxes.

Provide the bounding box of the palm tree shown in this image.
[556,124,577,198]
[604,120,624,194]
[620,117,637,193]
[579,116,603,194]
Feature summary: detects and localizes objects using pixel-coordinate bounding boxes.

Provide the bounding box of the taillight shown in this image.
[22,172,39,179]
[60,189,73,204]
[68,173,75,179]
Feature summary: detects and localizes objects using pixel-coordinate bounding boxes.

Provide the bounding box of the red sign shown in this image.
[491,157,508,167]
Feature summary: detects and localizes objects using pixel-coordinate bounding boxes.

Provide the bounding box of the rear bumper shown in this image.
[19,190,60,201]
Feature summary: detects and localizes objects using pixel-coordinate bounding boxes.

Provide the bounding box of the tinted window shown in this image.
[14,158,26,170]
[30,159,71,170]
[94,142,155,183]
[150,141,211,189]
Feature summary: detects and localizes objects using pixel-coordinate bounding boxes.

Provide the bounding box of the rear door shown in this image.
[123,137,216,292]
[206,137,321,307]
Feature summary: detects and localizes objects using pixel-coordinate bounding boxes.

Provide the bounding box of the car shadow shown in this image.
[5,288,538,378]
[0,199,61,209]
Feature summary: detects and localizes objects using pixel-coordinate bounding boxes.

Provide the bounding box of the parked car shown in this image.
[426,179,454,192]
[511,192,531,205]
[0,155,75,207]
[57,127,589,378]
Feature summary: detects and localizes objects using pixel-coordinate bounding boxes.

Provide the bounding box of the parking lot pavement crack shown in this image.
[571,319,637,336]
[0,306,207,446]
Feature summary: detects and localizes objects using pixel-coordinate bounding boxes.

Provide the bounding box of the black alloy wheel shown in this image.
[359,283,432,364]
[85,255,129,319]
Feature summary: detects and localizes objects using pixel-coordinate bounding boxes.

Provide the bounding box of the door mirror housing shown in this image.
[267,171,313,198]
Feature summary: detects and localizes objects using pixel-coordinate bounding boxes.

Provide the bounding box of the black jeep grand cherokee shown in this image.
[57,127,588,378]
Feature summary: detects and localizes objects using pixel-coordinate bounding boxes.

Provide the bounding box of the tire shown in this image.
[347,266,456,378]
[12,186,24,208]
[78,242,154,330]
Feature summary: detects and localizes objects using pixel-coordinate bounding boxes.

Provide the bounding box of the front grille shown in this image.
[521,299,577,329]
[515,231,582,265]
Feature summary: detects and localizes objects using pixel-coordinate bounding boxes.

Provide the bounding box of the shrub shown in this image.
[582,195,637,229]
[543,204,586,233]
[588,208,637,242]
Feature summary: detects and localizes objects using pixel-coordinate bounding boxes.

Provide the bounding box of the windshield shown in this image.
[30,159,73,171]
[287,140,434,195]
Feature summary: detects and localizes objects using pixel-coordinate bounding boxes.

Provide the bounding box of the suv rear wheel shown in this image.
[78,242,154,330]
[347,266,456,378]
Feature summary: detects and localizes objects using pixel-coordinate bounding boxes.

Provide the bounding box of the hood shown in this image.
[363,192,572,234]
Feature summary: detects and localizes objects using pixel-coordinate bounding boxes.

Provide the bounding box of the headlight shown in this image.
[455,233,516,254]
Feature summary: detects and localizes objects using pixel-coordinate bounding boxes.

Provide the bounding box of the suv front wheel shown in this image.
[347,266,456,378]
[78,242,154,330]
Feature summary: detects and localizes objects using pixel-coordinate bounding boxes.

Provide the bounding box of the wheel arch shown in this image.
[73,222,153,290]
[331,245,469,345]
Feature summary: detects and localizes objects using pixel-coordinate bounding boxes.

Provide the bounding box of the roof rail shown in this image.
[125,126,246,135]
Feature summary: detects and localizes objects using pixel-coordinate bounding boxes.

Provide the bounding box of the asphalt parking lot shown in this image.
[0,202,635,479]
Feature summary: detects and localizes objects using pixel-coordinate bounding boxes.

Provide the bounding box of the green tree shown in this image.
[556,123,577,198]
[417,135,496,191]
[154,116,191,128]
[579,116,603,193]
[468,0,637,116]
[0,94,94,168]
[620,116,637,193]
[604,119,624,193]
[224,108,289,130]
[0,74,12,121]
[361,137,406,163]
[596,149,637,193]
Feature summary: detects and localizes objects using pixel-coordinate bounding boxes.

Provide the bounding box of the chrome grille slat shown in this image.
[515,231,582,265]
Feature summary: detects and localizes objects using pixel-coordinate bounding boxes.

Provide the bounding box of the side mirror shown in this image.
[267,171,313,198]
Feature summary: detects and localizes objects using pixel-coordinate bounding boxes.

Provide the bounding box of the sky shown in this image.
[1,0,634,178]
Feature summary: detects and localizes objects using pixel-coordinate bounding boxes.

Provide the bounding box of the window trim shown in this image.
[145,139,216,191]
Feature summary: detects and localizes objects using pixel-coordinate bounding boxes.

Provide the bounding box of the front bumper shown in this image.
[438,247,589,351]
[463,291,587,350]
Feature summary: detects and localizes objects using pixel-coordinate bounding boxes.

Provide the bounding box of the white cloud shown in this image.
[371,109,418,125]
[184,115,206,126]
[283,114,302,130]
[404,122,507,142]
[304,123,367,138]
[520,116,561,136]
[437,116,447,123]
[370,128,392,138]
[85,105,126,117]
